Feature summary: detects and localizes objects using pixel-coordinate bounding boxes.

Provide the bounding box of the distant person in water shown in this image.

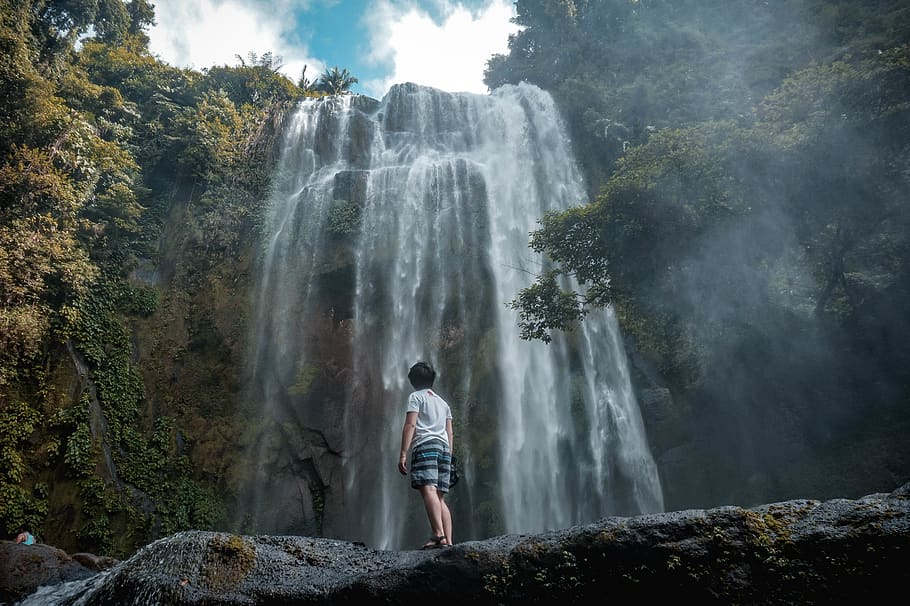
[15,529,35,545]
[397,361,454,549]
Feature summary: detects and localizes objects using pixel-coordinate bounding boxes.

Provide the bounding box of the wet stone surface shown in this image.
[5,483,910,605]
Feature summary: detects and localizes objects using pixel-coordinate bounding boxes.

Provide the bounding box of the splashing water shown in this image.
[239,82,663,550]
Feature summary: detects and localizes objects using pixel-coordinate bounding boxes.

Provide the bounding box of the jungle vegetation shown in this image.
[0,0,355,556]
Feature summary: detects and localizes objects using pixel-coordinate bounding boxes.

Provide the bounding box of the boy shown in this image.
[397,361,454,549]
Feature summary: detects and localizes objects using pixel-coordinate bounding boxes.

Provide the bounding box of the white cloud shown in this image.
[147,0,518,100]
[148,0,322,84]
[363,0,519,98]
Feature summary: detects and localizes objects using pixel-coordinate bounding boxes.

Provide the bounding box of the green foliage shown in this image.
[510,271,585,343]
[119,283,157,316]
[175,89,245,182]
[756,48,910,319]
[0,482,48,537]
[158,475,224,536]
[0,144,98,306]
[204,59,300,107]
[74,36,178,103]
[0,400,40,484]
[54,387,92,447]
[519,120,757,340]
[0,0,305,555]
[528,205,610,300]
[117,425,165,487]
[0,400,48,534]
[315,66,359,95]
[297,64,313,92]
[76,476,118,553]
[0,304,49,387]
[63,422,96,478]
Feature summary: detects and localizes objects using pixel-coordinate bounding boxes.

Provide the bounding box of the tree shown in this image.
[125,0,156,45]
[315,66,358,95]
[199,52,299,106]
[757,50,910,320]
[297,65,312,92]
[235,51,284,72]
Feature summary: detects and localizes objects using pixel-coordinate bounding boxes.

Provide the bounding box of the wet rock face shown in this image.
[637,386,689,455]
[9,484,910,605]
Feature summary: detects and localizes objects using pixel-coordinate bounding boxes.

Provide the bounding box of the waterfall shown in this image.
[238,82,663,550]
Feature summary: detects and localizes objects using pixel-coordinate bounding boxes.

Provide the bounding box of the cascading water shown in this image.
[238,82,663,550]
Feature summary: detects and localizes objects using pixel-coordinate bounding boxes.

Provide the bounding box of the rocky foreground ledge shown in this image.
[5,483,909,605]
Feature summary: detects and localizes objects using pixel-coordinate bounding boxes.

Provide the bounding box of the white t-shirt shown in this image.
[407,388,452,448]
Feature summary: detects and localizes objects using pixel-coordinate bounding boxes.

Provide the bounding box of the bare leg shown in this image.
[440,494,452,544]
[419,485,445,541]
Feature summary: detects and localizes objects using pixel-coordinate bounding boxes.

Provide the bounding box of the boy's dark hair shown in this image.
[408,361,436,389]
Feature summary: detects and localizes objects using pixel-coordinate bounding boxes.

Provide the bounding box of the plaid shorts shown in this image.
[410,439,452,493]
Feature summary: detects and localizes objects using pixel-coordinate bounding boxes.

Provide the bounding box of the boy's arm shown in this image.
[398,411,418,475]
[446,417,454,451]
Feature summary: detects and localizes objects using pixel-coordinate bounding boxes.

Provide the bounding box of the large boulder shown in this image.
[10,483,910,604]
[0,541,99,604]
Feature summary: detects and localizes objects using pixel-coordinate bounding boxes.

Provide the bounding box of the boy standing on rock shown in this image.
[397,361,454,549]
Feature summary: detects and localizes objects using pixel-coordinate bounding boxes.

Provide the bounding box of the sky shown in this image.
[146,0,521,100]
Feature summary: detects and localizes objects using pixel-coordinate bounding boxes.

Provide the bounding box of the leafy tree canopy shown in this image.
[315,65,358,95]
